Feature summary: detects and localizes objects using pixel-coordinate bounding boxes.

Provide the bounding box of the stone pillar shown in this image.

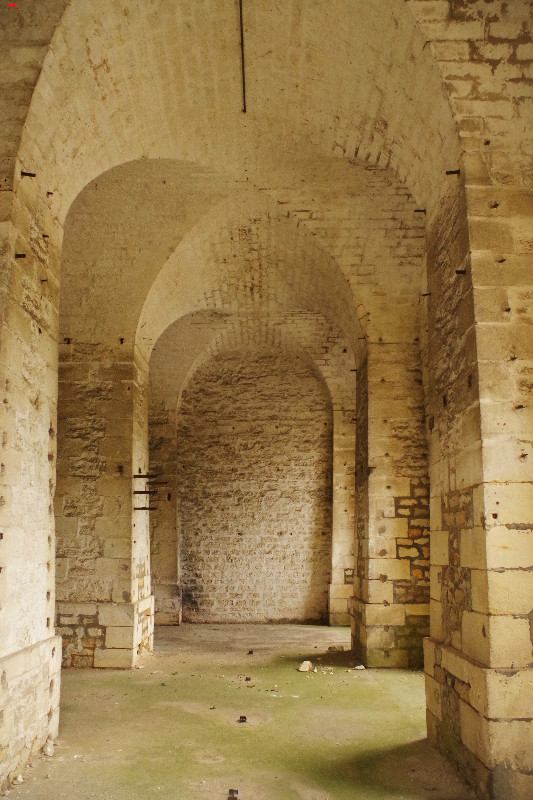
[55,343,153,668]
[351,342,430,667]
[0,196,61,788]
[149,401,181,625]
[425,183,533,800]
[328,406,356,626]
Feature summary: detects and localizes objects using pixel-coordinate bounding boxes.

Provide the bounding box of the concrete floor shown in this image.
[8,625,475,800]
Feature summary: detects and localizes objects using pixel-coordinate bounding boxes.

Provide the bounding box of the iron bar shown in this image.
[239,0,246,112]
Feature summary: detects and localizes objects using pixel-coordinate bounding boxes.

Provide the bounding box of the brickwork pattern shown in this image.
[0,1,531,796]
[176,350,333,623]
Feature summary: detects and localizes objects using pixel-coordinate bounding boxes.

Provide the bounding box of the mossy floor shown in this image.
[11,626,474,800]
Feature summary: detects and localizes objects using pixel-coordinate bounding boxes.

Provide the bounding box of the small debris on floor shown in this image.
[43,738,54,757]
[238,715,247,723]
[298,660,313,672]
[247,650,254,655]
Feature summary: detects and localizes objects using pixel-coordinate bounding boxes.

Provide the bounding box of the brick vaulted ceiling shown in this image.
[3,0,531,390]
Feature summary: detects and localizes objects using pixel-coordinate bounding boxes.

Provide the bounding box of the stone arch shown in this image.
[5,1,532,795]
[148,312,357,626]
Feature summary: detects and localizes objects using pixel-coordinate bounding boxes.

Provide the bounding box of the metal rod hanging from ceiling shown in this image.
[239,0,247,112]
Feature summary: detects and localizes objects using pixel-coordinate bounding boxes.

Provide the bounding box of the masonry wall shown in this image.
[0,197,62,789]
[176,350,333,623]
[55,343,153,669]
[422,178,533,800]
[352,342,430,668]
[149,403,179,624]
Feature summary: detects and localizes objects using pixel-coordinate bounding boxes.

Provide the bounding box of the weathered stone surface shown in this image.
[0,0,531,797]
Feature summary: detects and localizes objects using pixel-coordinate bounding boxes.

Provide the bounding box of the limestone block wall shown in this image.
[149,404,180,625]
[328,406,356,626]
[424,181,484,789]
[423,176,533,800]
[0,194,63,789]
[55,344,153,668]
[352,343,430,668]
[176,350,333,623]
[148,321,356,629]
[0,637,61,789]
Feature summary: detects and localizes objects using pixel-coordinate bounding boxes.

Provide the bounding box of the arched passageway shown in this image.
[0,2,531,799]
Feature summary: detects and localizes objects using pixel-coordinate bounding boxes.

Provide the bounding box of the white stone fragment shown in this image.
[43,738,54,757]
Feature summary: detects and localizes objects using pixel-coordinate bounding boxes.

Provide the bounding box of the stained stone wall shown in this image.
[352,342,430,668]
[176,350,333,623]
[55,343,153,669]
[0,1,531,797]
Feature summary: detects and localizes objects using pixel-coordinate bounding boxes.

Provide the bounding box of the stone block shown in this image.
[368,558,411,581]
[405,603,430,616]
[369,517,409,538]
[470,664,533,720]
[423,637,436,678]
[425,674,443,721]
[97,602,135,627]
[485,528,533,569]
[93,648,135,669]
[488,616,532,669]
[364,580,394,604]
[329,584,353,600]
[329,612,351,627]
[363,603,406,626]
[365,625,396,650]
[461,700,533,772]
[105,626,135,649]
[486,569,533,615]
[441,643,471,684]
[483,482,533,527]
[366,648,408,668]
[462,611,490,665]
[137,595,154,615]
[430,599,443,641]
[367,536,396,558]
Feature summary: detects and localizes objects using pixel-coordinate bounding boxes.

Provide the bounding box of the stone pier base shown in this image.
[328,583,352,626]
[153,582,182,626]
[57,596,154,668]
[424,638,533,800]
[0,636,62,791]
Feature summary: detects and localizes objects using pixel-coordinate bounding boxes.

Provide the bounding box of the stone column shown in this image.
[0,195,61,787]
[55,343,153,668]
[351,342,430,667]
[328,406,356,626]
[425,183,533,800]
[149,401,181,625]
